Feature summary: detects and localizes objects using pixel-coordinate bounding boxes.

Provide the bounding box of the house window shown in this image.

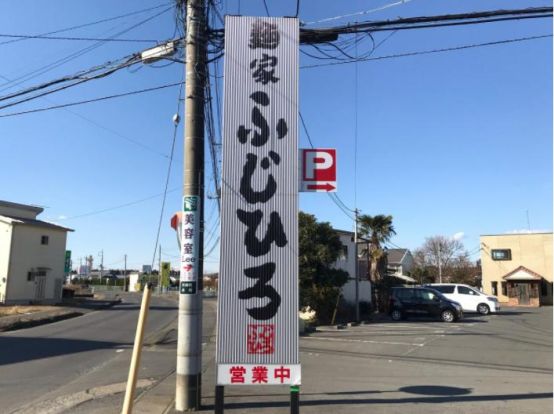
[491,249,511,261]
[501,282,507,296]
[339,245,348,260]
[41,235,49,245]
[491,281,498,296]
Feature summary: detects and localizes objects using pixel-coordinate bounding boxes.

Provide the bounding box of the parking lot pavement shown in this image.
[217,307,552,414]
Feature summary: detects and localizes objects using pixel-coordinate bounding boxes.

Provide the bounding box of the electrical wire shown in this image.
[262,0,270,17]
[0,2,172,47]
[0,81,182,118]
[303,0,413,26]
[301,34,553,69]
[0,34,160,43]
[0,6,173,94]
[150,79,184,271]
[299,111,355,221]
[61,187,181,220]
[0,57,142,110]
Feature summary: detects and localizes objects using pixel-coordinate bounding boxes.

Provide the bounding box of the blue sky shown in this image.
[0,0,551,272]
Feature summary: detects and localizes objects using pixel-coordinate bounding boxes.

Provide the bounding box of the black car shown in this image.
[389,287,463,322]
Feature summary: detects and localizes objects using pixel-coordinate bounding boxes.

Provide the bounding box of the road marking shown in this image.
[305,336,424,347]
[116,349,124,353]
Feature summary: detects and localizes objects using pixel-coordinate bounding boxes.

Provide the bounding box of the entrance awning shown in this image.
[502,265,543,281]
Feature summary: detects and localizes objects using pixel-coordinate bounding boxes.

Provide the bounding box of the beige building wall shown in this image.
[480,233,553,304]
[0,221,13,302]
[5,224,67,304]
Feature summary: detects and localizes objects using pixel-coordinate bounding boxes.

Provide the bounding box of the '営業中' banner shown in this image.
[216,16,300,386]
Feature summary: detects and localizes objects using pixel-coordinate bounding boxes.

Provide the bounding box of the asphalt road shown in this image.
[0,293,181,413]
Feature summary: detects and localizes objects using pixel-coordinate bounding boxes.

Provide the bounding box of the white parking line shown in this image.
[304,336,425,347]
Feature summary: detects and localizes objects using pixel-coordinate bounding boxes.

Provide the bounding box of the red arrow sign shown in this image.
[306,183,336,192]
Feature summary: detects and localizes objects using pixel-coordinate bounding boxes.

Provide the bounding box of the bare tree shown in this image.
[414,235,468,283]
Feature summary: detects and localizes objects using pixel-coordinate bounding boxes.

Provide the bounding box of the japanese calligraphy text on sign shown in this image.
[216,16,300,386]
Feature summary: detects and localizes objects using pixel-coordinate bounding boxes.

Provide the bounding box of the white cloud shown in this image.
[57,215,67,220]
[452,232,465,241]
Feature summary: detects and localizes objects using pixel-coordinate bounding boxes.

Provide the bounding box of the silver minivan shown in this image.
[425,283,500,315]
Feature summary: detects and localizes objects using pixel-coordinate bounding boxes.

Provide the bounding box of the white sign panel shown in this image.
[299,148,337,192]
[217,16,300,386]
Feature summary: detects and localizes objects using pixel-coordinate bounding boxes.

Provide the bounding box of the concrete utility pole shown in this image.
[158,244,162,294]
[176,0,206,411]
[99,250,104,281]
[354,208,360,323]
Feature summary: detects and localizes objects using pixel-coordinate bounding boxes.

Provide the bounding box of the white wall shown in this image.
[335,233,372,305]
[5,225,67,304]
[0,221,13,303]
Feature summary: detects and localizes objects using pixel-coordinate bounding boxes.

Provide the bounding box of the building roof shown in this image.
[0,200,44,214]
[481,232,552,237]
[386,248,408,264]
[502,265,543,281]
[0,214,73,232]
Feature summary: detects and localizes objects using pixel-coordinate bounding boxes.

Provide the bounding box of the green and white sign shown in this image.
[179,195,201,293]
[64,250,72,273]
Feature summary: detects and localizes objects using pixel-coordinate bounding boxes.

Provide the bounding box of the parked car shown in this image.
[389,287,463,322]
[425,283,500,315]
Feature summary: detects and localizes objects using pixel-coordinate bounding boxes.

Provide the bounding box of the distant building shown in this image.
[385,248,416,283]
[0,200,73,304]
[480,232,552,306]
[334,229,372,306]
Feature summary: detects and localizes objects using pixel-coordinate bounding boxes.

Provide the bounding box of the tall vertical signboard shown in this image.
[217,16,300,386]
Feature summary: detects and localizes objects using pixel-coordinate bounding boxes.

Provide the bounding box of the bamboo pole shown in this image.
[122,283,152,414]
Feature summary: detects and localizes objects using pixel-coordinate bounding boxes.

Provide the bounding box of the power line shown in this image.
[0,6,172,94]
[0,2,172,47]
[0,57,141,110]
[303,0,414,26]
[299,111,355,220]
[262,0,270,17]
[303,7,553,36]
[0,72,169,158]
[61,187,180,220]
[0,33,160,43]
[0,81,182,118]
[301,34,553,69]
[150,80,184,271]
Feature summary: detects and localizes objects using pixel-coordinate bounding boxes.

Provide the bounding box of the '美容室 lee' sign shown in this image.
[216,16,300,386]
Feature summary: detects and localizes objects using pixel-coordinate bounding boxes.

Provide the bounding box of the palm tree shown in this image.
[358,214,396,282]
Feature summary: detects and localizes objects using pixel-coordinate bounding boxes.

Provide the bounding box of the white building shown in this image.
[0,200,73,304]
[334,229,372,306]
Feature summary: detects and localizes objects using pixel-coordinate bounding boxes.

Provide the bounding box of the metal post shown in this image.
[215,385,224,414]
[176,0,206,411]
[290,386,300,414]
[354,209,359,322]
[122,283,153,414]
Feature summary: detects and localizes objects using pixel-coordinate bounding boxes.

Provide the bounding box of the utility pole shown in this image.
[354,208,360,323]
[176,0,206,411]
[99,250,104,281]
[158,244,162,294]
[123,254,127,292]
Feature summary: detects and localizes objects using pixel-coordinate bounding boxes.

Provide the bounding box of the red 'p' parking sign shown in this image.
[300,148,337,192]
